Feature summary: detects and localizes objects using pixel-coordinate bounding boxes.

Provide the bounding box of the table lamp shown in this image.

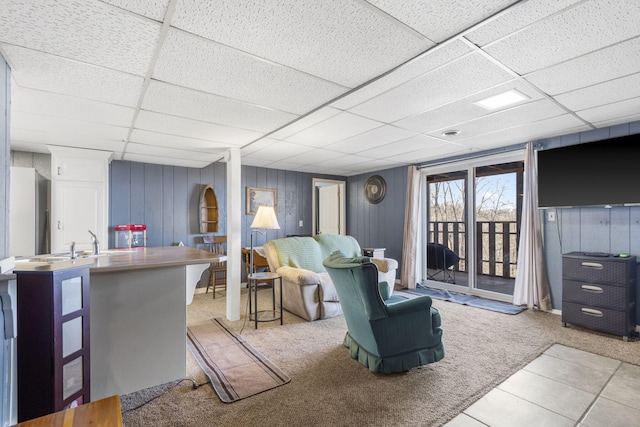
[250,206,280,275]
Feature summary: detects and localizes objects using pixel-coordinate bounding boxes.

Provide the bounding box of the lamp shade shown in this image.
[250,205,280,229]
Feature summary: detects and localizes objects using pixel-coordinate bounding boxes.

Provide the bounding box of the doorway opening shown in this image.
[312,178,346,235]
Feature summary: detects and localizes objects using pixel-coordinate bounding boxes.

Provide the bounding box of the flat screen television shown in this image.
[537,134,640,208]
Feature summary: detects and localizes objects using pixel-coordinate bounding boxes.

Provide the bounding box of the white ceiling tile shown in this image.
[323,125,418,154]
[395,79,542,133]
[280,148,345,165]
[358,134,447,159]
[482,0,640,74]
[100,0,170,21]
[285,112,383,147]
[386,143,470,163]
[125,142,224,162]
[240,138,280,156]
[369,0,518,42]
[245,141,312,162]
[350,53,514,122]
[134,111,262,145]
[456,114,590,149]
[307,154,372,169]
[11,87,135,127]
[2,44,144,107]
[123,153,213,168]
[153,29,348,114]
[268,107,342,140]
[142,81,297,132]
[331,39,473,110]
[576,97,640,124]
[171,0,431,88]
[592,113,640,129]
[466,0,582,46]
[554,73,640,111]
[525,37,640,95]
[0,0,160,75]
[129,129,232,151]
[426,99,569,140]
[262,160,309,171]
[10,128,127,153]
[11,112,128,141]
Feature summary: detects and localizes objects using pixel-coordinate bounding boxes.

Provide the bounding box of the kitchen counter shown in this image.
[15,246,223,401]
[14,246,221,273]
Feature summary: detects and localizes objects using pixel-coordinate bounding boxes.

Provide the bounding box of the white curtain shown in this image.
[401,166,421,290]
[513,142,552,310]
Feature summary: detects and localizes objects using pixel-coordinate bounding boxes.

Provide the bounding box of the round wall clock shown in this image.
[364,175,386,204]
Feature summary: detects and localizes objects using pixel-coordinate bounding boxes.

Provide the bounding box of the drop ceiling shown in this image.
[1,0,639,176]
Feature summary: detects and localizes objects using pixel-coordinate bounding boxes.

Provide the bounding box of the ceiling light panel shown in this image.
[100,0,170,21]
[129,129,234,151]
[331,39,472,110]
[2,44,144,107]
[284,112,383,147]
[11,87,136,127]
[351,53,514,122]
[368,0,518,43]
[134,110,263,145]
[0,0,160,76]
[142,81,297,133]
[525,37,640,96]
[554,73,640,112]
[171,0,431,88]
[465,0,582,47]
[153,29,348,115]
[394,80,538,133]
[481,1,640,75]
[474,89,530,110]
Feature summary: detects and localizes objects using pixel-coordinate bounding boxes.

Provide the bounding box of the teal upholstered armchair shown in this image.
[323,251,444,373]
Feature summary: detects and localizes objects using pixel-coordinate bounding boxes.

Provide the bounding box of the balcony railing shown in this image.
[428,220,518,279]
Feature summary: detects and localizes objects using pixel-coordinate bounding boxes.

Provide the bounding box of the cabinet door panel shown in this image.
[51,181,106,253]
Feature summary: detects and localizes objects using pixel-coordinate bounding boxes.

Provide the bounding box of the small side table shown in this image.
[362,248,385,259]
[247,272,283,329]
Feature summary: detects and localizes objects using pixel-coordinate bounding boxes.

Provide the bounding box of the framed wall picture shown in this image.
[246,187,277,215]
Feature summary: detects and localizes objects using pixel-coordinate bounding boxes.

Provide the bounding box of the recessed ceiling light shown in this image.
[475,89,530,110]
[442,130,461,137]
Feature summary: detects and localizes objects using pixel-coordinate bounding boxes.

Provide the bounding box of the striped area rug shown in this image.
[187,318,290,403]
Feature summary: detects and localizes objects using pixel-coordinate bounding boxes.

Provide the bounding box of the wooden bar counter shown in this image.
[15,247,221,402]
[16,395,122,427]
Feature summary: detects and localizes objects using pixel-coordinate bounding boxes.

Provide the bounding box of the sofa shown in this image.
[262,234,398,321]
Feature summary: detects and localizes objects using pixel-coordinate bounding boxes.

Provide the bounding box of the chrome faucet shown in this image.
[70,241,77,259]
[88,230,100,255]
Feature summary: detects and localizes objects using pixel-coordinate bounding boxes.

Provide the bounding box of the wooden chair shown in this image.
[241,247,271,285]
[204,236,227,298]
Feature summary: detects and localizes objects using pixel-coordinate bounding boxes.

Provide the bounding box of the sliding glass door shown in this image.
[422,152,523,301]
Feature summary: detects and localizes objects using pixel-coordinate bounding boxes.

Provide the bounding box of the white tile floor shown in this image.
[445,344,640,427]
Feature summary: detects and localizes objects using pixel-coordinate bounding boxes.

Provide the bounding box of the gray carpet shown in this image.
[120,288,640,427]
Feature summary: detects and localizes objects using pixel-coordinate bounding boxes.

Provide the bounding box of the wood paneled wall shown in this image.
[346,166,408,279]
[541,120,640,319]
[109,160,340,251]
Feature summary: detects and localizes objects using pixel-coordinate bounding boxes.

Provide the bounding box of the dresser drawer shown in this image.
[562,253,636,285]
[562,301,635,337]
[562,280,631,310]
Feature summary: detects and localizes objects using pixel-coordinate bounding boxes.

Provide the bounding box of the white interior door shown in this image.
[318,184,340,235]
